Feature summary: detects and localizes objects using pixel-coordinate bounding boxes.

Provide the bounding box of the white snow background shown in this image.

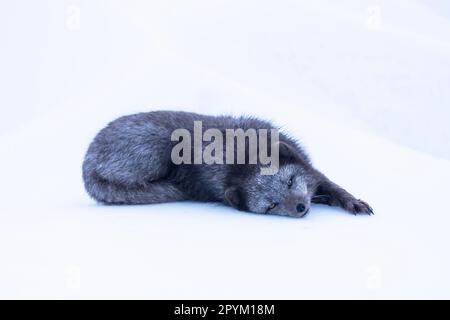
[0,0,449,299]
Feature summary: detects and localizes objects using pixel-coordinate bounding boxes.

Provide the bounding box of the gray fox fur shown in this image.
[82,111,373,217]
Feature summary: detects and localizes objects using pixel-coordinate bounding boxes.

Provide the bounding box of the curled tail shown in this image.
[82,169,187,205]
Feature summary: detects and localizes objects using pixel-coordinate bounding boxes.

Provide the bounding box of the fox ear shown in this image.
[278,141,300,161]
[225,187,245,210]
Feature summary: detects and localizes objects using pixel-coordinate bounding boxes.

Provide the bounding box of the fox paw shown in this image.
[341,198,373,215]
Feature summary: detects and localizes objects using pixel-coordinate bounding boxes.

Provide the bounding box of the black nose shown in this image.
[296,203,306,213]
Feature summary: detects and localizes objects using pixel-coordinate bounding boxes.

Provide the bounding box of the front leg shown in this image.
[312,177,373,215]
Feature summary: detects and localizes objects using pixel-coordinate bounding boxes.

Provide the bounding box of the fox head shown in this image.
[224,142,319,218]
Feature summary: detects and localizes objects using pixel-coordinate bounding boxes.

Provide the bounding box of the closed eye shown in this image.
[266,202,278,213]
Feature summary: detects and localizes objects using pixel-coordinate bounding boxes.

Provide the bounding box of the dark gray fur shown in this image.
[82,111,373,217]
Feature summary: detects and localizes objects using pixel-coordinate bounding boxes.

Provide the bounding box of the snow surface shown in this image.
[0,0,450,299]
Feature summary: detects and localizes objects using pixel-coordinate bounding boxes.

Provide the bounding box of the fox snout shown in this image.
[296,203,309,216]
[285,195,310,218]
[291,202,309,217]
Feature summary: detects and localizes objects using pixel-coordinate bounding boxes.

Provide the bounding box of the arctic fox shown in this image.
[82,111,373,218]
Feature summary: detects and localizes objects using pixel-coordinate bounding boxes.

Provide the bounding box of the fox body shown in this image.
[82,111,372,217]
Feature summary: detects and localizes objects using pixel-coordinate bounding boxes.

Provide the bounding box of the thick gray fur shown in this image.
[82,111,373,217]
